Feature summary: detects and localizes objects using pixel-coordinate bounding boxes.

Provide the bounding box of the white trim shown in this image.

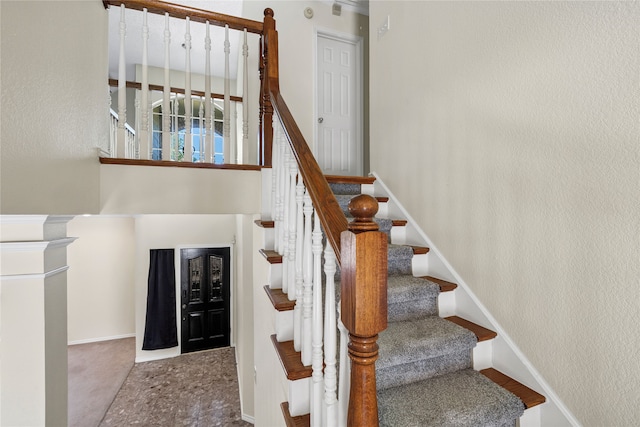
[0,265,70,281]
[68,333,136,346]
[0,237,77,252]
[0,215,49,225]
[313,27,364,176]
[370,171,580,426]
[235,345,255,424]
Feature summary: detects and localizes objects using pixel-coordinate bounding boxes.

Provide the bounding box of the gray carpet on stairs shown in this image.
[329,181,525,426]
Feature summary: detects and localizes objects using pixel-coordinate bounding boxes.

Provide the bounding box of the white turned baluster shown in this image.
[204,21,212,163]
[281,145,292,295]
[139,7,150,159]
[311,208,324,427]
[301,190,314,366]
[223,25,231,164]
[172,97,179,160]
[162,13,171,160]
[276,131,287,256]
[184,17,193,162]
[324,243,338,426]
[133,98,140,158]
[117,4,127,158]
[272,119,281,253]
[292,166,303,351]
[242,29,249,164]
[337,309,351,427]
[198,97,205,161]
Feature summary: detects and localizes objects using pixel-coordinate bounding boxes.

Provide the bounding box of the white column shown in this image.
[0,216,75,427]
[301,190,314,366]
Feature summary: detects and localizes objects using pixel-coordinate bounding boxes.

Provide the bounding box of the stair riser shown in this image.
[377,350,473,391]
[287,377,311,417]
[268,264,282,289]
[275,311,294,342]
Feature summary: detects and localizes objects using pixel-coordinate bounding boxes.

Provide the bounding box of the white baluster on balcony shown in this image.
[301,190,313,366]
[184,17,193,162]
[117,4,127,158]
[281,145,292,295]
[133,98,140,158]
[162,12,171,160]
[324,243,338,426]
[311,207,324,427]
[198,97,205,161]
[223,25,231,164]
[242,29,249,164]
[139,7,150,159]
[292,165,302,351]
[172,97,179,160]
[337,308,351,427]
[204,21,212,163]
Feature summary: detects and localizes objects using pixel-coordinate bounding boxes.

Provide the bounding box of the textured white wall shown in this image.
[242,0,369,159]
[67,216,135,343]
[0,1,107,214]
[369,1,640,425]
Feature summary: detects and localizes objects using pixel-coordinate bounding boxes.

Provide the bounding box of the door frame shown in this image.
[174,243,235,351]
[313,27,364,176]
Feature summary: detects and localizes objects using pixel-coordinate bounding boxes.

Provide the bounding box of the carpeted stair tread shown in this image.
[387,275,441,322]
[387,275,440,304]
[378,369,525,427]
[325,174,376,185]
[377,316,477,370]
[388,244,415,275]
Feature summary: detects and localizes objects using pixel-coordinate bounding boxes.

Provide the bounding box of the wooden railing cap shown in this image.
[348,194,379,233]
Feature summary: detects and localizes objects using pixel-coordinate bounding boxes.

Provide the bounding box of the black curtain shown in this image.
[142,249,178,350]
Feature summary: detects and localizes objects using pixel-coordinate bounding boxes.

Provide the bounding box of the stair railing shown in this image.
[103,0,264,165]
[263,9,388,426]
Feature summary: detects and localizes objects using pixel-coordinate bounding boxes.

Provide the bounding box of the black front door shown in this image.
[180,247,230,353]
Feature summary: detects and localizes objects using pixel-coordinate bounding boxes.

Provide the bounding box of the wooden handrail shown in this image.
[108,79,243,103]
[269,91,348,261]
[103,0,263,34]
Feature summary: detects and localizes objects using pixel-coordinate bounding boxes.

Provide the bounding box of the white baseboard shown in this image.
[68,333,135,346]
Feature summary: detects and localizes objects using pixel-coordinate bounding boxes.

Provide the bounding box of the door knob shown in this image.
[318,117,324,123]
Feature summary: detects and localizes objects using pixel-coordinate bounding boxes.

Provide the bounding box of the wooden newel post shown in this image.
[341,194,388,427]
[261,8,278,167]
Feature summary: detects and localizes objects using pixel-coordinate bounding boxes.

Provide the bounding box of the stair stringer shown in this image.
[371,171,579,427]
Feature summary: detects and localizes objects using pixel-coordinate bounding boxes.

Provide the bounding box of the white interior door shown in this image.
[316,33,362,176]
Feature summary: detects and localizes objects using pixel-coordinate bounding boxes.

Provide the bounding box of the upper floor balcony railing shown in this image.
[104,0,265,166]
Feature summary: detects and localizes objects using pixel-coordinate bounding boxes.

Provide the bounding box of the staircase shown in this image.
[259,175,546,426]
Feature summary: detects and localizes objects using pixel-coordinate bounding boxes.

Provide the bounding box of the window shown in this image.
[151,95,224,163]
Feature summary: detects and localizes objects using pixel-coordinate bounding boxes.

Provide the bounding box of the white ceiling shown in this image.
[107,1,246,82]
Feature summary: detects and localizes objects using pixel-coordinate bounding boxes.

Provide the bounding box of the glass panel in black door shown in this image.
[181,248,230,353]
